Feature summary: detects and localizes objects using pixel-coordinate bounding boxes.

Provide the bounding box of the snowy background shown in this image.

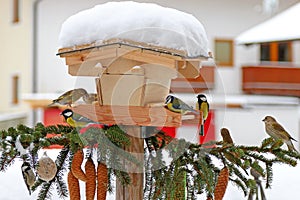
[2,1,300,199]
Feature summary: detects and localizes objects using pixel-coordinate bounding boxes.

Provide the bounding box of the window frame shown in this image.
[12,0,20,23]
[259,41,292,63]
[214,38,234,67]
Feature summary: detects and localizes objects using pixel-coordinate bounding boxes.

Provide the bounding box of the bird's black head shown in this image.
[165,95,174,104]
[60,109,73,120]
[21,162,31,172]
[197,94,207,102]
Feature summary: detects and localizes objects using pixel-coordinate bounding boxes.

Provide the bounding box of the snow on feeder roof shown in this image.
[58,1,209,58]
[57,1,211,127]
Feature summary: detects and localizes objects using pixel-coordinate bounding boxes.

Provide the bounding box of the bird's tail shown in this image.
[199,124,204,136]
[189,109,201,115]
[290,136,298,142]
[287,140,299,153]
[48,102,56,107]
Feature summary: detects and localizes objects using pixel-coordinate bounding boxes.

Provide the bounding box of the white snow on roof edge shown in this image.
[236,3,300,44]
[58,1,210,57]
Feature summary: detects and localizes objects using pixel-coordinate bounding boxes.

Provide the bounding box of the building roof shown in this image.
[236,3,300,44]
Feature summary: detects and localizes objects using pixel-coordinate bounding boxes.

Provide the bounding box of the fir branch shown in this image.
[265,163,273,189]
[107,168,114,193]
[54,146,70,198]
[36,181,53,200]
[55,175,68,199]
[33,146,70,199]
[230,177,248,196]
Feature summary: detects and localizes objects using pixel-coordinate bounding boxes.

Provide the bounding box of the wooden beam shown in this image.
[72,104,182,127]
[122,50,177,69]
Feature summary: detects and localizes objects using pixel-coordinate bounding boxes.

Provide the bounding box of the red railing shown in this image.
[171,66,215,93]
[242,65,300,97]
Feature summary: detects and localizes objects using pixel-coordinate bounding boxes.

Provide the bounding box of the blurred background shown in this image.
[1,0,300,199]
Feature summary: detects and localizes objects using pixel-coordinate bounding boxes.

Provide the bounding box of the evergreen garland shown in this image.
[0,123,300,199]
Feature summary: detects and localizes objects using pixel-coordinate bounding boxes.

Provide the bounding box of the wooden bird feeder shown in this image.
[58,39,209,200]
[58,39,208,128]
[57,2,211,199]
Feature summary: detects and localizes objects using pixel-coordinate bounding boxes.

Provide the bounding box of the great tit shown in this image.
[21,161,36,195]
[61,109,98,128]
[165,95,198,115]
[196,94,209,136]
[48,88,88,107]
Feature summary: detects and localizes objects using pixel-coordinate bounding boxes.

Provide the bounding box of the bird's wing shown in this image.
[178,99,194,111]
[195,101,199,110]
[73,113,95,123]
[170,98,182,110]
[272,123,291,140]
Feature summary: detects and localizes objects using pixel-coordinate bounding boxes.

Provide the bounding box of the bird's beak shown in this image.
[262,118,265,122]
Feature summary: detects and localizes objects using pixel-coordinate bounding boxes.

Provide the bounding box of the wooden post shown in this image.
[116,126,144,200]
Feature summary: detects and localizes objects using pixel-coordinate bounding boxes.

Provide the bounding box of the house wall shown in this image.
[0,0,32,112]
[36,0,299,95]
[293,41,300,65]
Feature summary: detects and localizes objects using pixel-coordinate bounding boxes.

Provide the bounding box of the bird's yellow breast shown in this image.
[201,103,209,120]
[66,118,77,127]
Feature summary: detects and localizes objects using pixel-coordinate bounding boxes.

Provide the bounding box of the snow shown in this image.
[15,135,27,156]
[236,3,300,44]
[58,1,209,58]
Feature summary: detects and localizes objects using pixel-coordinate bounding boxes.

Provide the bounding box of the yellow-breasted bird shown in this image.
[165,95,199,115]
[262,116,298,153]
[61,109,99,128]
[48,88,88,107]
[196,94,209,136]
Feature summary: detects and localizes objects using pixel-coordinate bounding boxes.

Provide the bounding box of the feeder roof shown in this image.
[58,1,209,58]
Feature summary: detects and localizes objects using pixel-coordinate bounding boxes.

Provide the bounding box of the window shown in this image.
[214,39,234,67]
[260,43,270,61]
[260,42,292,62]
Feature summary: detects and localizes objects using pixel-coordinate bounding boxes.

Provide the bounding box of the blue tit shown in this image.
[165,95,199,115]
[196,94,209,136]
[60,109,99,128]
[48,88,88,107]
[21,161,36,195]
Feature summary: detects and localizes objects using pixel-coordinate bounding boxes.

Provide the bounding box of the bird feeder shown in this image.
[57,2,210,199]
[58,39,208,127]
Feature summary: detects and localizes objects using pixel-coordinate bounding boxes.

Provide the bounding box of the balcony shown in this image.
[242,65,300,97]
[170,66,215,93]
